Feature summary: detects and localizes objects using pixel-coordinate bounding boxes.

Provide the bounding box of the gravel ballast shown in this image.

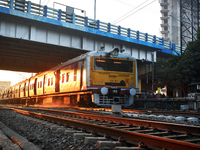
[0,109,96,150]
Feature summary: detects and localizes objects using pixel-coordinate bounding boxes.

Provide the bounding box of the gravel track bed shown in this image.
[0,109,96,150]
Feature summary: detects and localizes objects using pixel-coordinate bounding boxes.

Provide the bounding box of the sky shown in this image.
[0,0,161,86]
[34,0,161,36]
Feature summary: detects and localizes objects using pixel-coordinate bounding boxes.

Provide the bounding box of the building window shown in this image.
[164,12,168,17]
[164,19,168,24]
[164,27,168,31]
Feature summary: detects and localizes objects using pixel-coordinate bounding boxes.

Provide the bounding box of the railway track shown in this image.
[73,107,200,118]
[69,107,200,126]
[10,107,200,150]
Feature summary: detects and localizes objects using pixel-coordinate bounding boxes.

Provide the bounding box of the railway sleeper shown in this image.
[84,137,108,144]
[114,147,146,150]
[96,140,148,150]
[73,133,96,142]
[96,141,123,150]
[134,129,159,134]
[113,125,132,129]
[183,138,200,143]
[148,131,169,136]
[164,134,192,140]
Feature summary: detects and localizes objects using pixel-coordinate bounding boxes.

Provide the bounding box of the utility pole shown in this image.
[94,0,96,20]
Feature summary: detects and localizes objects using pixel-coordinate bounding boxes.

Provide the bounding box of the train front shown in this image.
[88,48,137,107]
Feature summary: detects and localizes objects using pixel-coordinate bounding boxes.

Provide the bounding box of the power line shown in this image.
[113,0,156,25]
[114,0,135,7]
[112,0,149,24]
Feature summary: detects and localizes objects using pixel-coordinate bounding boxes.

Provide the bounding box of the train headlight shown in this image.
[110,48,119,57]
[101,87,108,95]
[129,83,133,88]
[130,88,136,96]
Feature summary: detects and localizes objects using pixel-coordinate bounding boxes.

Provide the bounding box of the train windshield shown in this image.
[94,58,133,73]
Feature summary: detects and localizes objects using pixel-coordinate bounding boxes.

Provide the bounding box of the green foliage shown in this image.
[154,28,200,96]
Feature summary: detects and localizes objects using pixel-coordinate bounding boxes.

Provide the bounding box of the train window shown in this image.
[26,84,28,91]
[15,89,18,93]
[66,72,70,82]
[51,77,53,86]
[40,81,42,88]
[20,86,23,91]
[30,83,33,90]
[38,82,40,88]
[48,78,50,86]
[94,58,133,73]
[73,63,78,81]
[62,74,65,83]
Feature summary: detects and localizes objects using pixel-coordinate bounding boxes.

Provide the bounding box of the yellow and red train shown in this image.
[0,48,137,107]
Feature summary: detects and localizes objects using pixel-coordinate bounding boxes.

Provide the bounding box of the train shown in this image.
[0,48,137,107]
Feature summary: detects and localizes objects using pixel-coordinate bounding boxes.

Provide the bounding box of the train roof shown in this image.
[87,50,136,60]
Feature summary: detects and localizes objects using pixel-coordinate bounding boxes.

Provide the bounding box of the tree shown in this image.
[154,28,200,96]
[154,56,180,96]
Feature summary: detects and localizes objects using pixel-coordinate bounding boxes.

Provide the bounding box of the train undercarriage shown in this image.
[0,90,134,108]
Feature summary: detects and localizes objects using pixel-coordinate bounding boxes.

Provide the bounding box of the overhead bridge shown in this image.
[0,0,181,72]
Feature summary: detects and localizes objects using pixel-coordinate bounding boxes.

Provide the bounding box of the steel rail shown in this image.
[12,108,200,150]
[35,108,200,134]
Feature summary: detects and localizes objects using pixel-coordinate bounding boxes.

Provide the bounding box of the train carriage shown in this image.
[86,49,137,106]
[11,87,15,99]
[8,88,12,99]
[29,77,36,97]
[24,80,29,97]
[14,83,20,99]
[44,71,56,95]
[19,81,26,98]
[0,48,137,107]
[36,75,44,96]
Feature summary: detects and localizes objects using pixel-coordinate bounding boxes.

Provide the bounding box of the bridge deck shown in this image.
[0,0,182,54]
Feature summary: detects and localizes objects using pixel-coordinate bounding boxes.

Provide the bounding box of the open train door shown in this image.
[43,74,47,94]
[80,61,84,90]
[24,82,26,97]
[34,78,37,95]
[55,70,60,92]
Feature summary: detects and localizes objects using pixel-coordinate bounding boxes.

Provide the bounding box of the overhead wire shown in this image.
[114,0,136,7]
[112,0,149,24]
[113,0,156,25]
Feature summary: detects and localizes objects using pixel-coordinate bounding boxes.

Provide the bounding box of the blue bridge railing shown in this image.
[0,0,184,53]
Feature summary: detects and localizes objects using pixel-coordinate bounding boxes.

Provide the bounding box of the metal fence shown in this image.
[0,0,185,53]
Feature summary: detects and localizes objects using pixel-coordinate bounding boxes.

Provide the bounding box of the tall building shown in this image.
[159,0,200,51]
[160,0,180,45]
